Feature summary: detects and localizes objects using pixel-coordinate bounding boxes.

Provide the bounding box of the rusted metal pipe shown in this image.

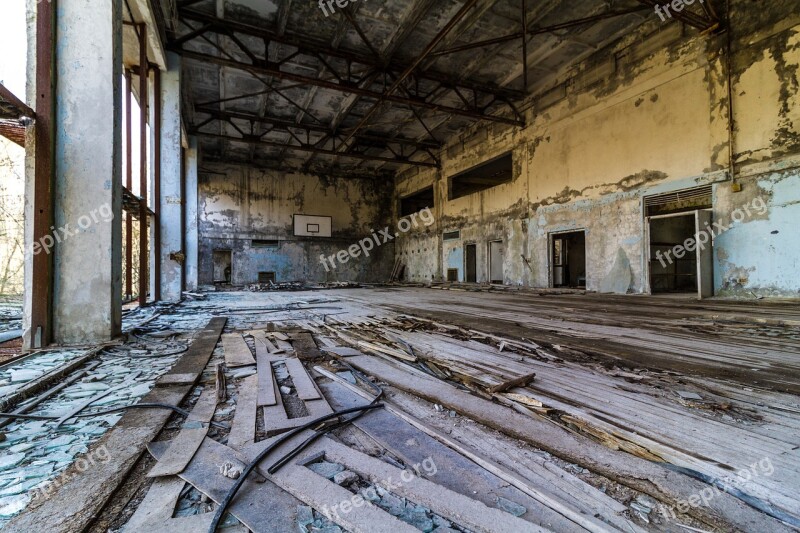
[138,23,148,307]
[31,0,56,348]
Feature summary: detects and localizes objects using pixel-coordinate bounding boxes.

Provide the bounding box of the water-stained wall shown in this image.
[197,163,394,285]
[395,0,800,298]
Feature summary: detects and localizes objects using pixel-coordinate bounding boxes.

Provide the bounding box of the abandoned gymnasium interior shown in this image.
[0,0,798,531]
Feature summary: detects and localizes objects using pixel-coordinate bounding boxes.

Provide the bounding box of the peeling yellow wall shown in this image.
[396,4,800,297]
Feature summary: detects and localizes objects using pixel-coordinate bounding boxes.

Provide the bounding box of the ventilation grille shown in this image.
[644,185,712,208]
[443,230,461,241]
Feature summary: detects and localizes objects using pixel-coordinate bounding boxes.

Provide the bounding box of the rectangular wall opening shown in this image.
[551,231,586,288]
[446,268,459,282]
[212,250,232,283]
[258,271,276,283]
[449,153,513,200]
[252,239,279,249]
[400,186,434,217]
[489,240,504,284]
[465,243,477,283]
[647,210,713,298]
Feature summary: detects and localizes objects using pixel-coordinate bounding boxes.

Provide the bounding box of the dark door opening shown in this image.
[465,244,477,283]
[552,231,586,288]
[213,250,232,283]
[647,211,713,297]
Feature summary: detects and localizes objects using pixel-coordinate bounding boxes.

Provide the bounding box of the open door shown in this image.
[647,210,713,299]
[465,244,477,283]
[551,231,586,288]
[696,210,714,298]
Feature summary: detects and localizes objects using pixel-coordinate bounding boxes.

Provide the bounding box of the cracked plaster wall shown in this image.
[197,162,394,285]
[395,1,800,298]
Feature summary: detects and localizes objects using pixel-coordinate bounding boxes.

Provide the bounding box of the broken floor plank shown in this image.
[122,477,214,532]
[147,387,218,477]
[148,439,300,533]
[317,368,636,533]
[7,386,188,532]
[5,318,227,533]
[228,375,258,450]
[487,371,537,393]
[284,358,321,401]
[322,346,364,357]
[288,330,324,361]
[262,376,334,436]
[249,329,283,359]
[319,379,594,532]
[288,437,547,533]
[166,317,228,382]
[342,355,794,533]
[257,354,277,406]
[222,333,256,368]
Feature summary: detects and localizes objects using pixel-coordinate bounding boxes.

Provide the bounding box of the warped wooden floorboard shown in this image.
[331,320,800,516]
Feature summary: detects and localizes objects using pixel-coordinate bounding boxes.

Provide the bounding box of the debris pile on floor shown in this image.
[4,290,800,533]
[248,281,363,292]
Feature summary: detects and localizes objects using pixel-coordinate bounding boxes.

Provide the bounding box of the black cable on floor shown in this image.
[208,402,384,532]
[266,359,385,475]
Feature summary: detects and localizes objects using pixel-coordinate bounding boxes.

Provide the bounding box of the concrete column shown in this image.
[185,136,199,291]
[148,70,157,303]
[50,0,123,343]
[155,52,184,302]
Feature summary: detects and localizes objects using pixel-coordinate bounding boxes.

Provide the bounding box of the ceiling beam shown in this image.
[177,48,522,126]
[176,9,522,100]
[195,107,442,149]
[194,131,439,168]
[429,6,651,58]
[339,0,492,150]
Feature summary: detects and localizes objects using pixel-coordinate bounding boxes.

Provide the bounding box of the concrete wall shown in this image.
[197,162,394,285]
[394,1,800,298]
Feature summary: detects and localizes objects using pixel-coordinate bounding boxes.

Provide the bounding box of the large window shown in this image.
[449,153,513,200]
[400,186,434,217]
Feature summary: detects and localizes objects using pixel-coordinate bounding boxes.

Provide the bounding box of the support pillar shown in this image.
[156,52,184,302]
[185,136,199,291]
[38,0,122,344]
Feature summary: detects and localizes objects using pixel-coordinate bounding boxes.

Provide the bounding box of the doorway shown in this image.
[489,240,503,284]
[465,244,477,283]
[551,231,586,288]
[212,250,232,283]
[647,210,713,298]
